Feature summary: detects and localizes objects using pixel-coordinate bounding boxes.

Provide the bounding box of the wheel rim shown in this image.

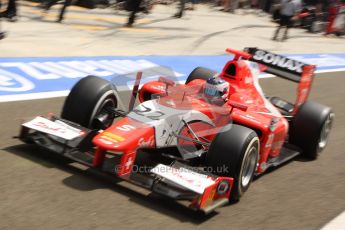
[241,144,258,188]
[318,113,334,151]
[91,96,116,129]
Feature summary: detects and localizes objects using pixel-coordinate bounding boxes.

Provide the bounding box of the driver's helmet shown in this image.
[203,75,229,101]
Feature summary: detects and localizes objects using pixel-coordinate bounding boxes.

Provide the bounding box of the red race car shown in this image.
[18,47,334,214]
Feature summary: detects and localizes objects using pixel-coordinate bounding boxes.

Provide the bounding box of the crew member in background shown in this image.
[125,0,143,27]
[324,0,342,36]
[0,0,17,21]
[173,0,197,17]
[173,0,186,17]
[332,0,345,35]
[0,13,5,39]
[272,0,297,41]
[41,0,72,22]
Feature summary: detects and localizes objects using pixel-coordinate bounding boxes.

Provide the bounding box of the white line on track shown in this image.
[320,210,345,230]
[0,90,70,102]
[0,68,344,103]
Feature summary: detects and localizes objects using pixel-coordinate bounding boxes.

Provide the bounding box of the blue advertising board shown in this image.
[0,54,345,102]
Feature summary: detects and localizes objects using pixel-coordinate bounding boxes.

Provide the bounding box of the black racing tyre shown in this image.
[289,101,334,160]
[61,76,117,130]
[185,67,217,84]
[205,124,259,202]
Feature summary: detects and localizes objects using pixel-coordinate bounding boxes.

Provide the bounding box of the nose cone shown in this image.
[93,117,155,152]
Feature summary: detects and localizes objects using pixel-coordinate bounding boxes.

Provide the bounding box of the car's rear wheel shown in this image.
[61,76,117,130]
[205,124,259,202]
[289,101,334,159]
[185,67,217,84]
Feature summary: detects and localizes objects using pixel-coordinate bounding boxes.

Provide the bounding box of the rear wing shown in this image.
[243,47,313,83]
[226,47,316,114]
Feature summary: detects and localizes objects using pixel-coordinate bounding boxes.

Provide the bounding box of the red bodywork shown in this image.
[19,48,315,212]
[93,49,314,177]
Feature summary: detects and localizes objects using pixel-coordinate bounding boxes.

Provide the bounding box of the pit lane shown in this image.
[0,70,344,230]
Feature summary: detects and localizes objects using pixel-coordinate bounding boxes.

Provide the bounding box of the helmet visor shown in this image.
[204,86,218,97]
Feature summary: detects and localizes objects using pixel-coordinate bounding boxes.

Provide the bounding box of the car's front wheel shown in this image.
[205,124,259,202]
[61,75,117,130]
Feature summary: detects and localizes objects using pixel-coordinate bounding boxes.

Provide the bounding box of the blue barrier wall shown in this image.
[0,54,345,101]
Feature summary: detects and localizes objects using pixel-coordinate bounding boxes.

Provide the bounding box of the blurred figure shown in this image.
[272,0,297,41]
[125,0,143,26]
[324,0,343,35]
[221,0,242,13]
[42,0,72,22]
[251,0,259,11]
[331,0,345,35]
[0,0,17,21]
[222,0,231,12]
[0,18,5,39]
[222,0,234,12]
[189,0,198,10]
[173,0,197,17]
[173,0,186,17]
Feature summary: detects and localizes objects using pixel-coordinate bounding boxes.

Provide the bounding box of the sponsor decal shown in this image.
[252,50,305,73]
[22,116,82,140]
[265,133,275,148]
[33,121,66,133]
[269,117,280,132]
[216,180,230,195]
[117,152,136,176]
[132,104,165,120]
[124,156,134,170]
[98,138,114,145]
[100,132,125,143]
[0,69,35,92]
[151,164,215,194]
[116,124,136,132]
[138,137,154,148]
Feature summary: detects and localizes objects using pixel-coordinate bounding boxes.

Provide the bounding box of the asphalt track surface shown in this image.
[0,70,344,230]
